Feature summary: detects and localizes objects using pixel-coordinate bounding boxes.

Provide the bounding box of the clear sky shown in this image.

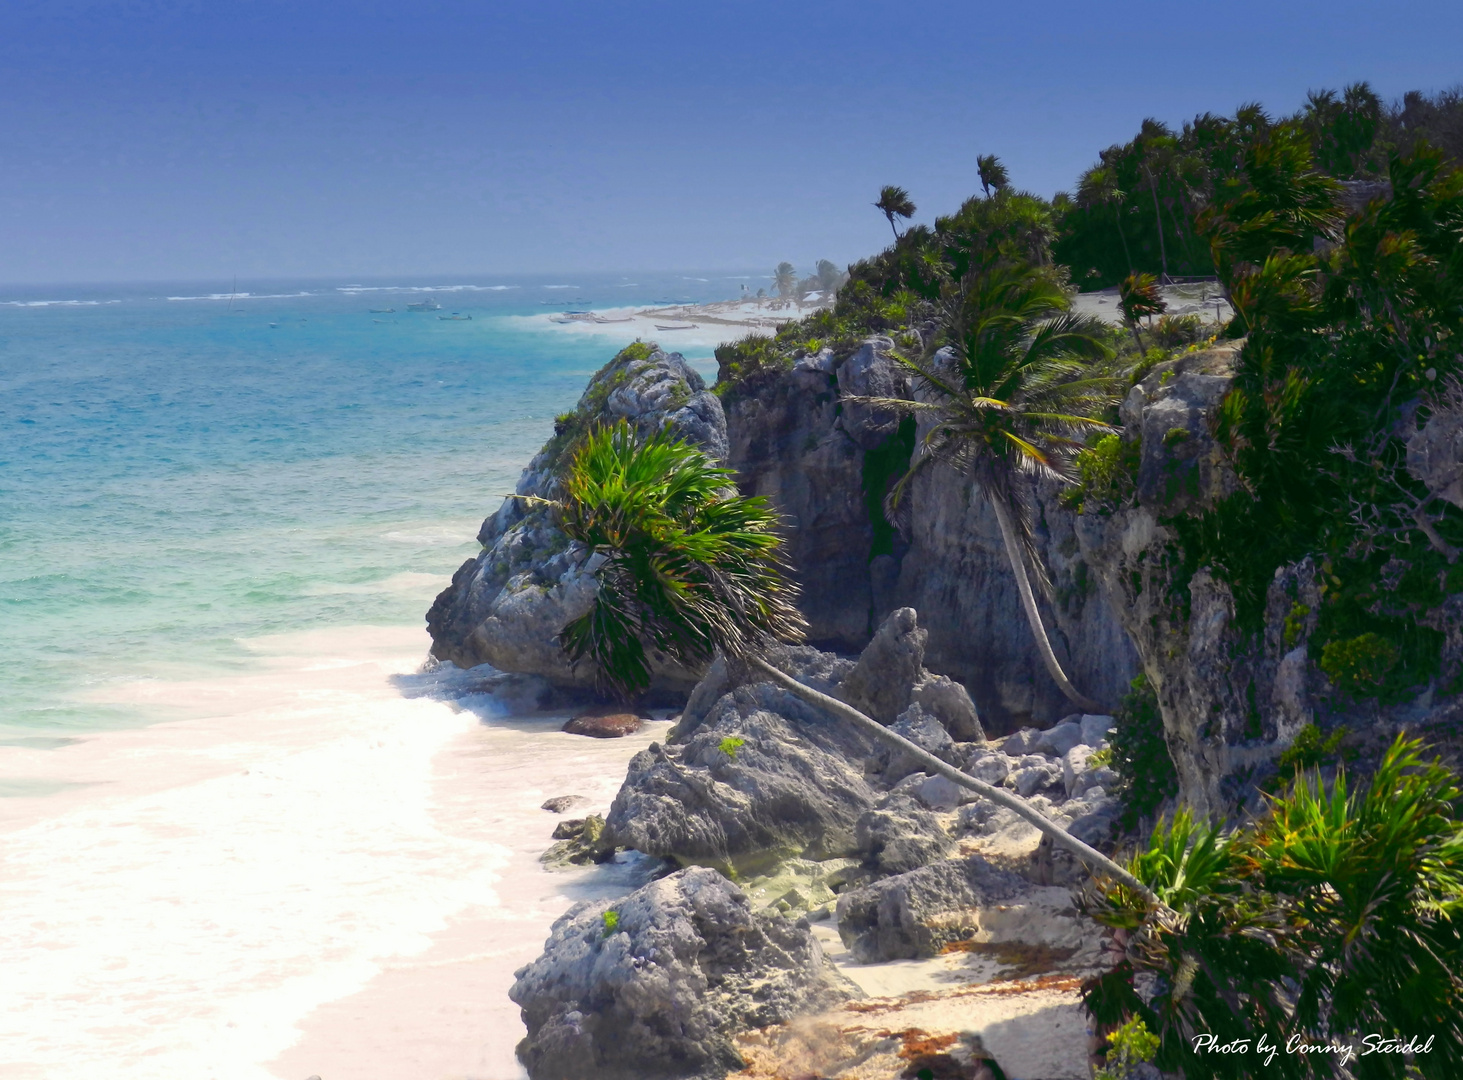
[2,0,1460,285]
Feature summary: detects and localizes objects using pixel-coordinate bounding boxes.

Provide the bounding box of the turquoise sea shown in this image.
[1,274,733,739]
[0,274,738,1078]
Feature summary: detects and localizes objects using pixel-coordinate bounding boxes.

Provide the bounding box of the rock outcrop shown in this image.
[509,866,851,1080]
[722,337,1140,732]
[426,346,725,693]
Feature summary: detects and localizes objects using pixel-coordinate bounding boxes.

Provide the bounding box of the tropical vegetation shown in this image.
[1084,733,1463,1078]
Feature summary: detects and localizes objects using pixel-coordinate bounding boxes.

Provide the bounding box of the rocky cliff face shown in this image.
[722,335,1139,733]
[426,345,725,694]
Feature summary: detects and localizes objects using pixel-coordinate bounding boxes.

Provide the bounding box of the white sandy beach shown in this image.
[0,624,665,1080]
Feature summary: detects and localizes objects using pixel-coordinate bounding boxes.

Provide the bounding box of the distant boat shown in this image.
[592,315,634,324]
[369,307,395,313]
[438,313,472,321]
[655,323,698,331]
[406,298,440,311]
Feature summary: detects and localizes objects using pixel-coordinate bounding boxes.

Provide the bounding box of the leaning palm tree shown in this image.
[1076,164,1133,276]
[553,420,805,701]
[869,266,1118,712]
[551,418,1157,900]
[1119,271,1166,352]
[773,261,798,299]
[874,185,916,241]
[976,154,1010,197]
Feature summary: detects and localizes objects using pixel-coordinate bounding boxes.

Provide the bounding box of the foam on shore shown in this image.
[0,624,661,1080]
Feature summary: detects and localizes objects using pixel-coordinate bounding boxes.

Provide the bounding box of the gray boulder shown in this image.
[1035,721,1083,757]
[427,346,725,692]
[1079,713,1116,747]
[911,673,985,743]
[840,607,927,723]
[964,749,1012,787]
[836,855,1028,962]
[883,702,958,783]
[855,794,954,875]
[837,335,908,450]
[604,679,879,873]
[510,866,850,1080]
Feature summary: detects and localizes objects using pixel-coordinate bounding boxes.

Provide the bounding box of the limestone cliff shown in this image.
[426,345,725,694]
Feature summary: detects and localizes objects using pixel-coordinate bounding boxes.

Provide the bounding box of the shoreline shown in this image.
[514,296,833,357]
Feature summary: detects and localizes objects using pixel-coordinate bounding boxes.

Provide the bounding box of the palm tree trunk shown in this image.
[1145,167,1169,282]
[1113,208,1133,276]
[747,655,1162,906]
[887,214,900,242]
[1127,320,1146,353]
[989,496,1103,712]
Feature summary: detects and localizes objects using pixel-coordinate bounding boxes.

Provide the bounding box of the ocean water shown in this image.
[0,274,737,1078]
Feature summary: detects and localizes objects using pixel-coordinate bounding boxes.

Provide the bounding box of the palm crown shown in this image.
[874,185,916,241]
[554,421,805,700]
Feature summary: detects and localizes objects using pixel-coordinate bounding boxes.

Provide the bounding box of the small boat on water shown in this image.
[406,298,440,311]
[369,307,395,313]
[438,313,472,320]
[655,323,698,331]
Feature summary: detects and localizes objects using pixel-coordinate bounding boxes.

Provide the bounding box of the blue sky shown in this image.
[1,0,1459,284]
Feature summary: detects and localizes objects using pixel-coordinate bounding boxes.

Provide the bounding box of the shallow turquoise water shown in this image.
[0,274,731,736]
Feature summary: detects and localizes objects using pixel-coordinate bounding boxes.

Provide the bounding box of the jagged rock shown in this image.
[1011,762,1063,798]
[1061,745,1095,798]
[540,814,612,868]
[542,795,587,813]
[1407,402,1463,508]
[835,855,1029,962]
[911,673,985,742]
[427,346,726,692]
[1035,721,1083,757]
[1079,713,1116,747]
[883,702,958,783]
[916,772,977,811]
[964,749,1012,787]
[855,794,954,875]
[841,607,927,724]
[837,336,908,450]
[509,866,851,1080]
[604,678,879,874]
[1001,728,1041,755]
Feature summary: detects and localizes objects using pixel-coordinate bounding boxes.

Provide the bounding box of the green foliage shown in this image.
[1087,746,1114,768]
[618,340,654,363]
[601,909,620,937]
[1062,434,1139,514]
[1318,632,1398,694]
[1282,600,1310,648]
[1151,313,1205,349]
[555,421,806,700]
[1161,426,1188,447]
[1084,733,1463,1080]
[1094,1016,1160,1080]
[1118,272,1165,325]
[862,415,916,559]
[976,153,1010,197]
[874,184,916,239]
[1275,722,1349,774]
[1106,674,1177,831]
[717,735,745,760]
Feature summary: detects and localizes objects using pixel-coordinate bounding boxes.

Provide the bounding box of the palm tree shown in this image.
[773,261,798,299]
[874,185,916,241]
[815,258,844,296]
[553,421,805,700]
[976,154,1010,197]
[1076,164,1133,276]
[871,266,1118,711]
[1137,119,1177,282]
[551,418,1157,901]
[1119,272,1165,352]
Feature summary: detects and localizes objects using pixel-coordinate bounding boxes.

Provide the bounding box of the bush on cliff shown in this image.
[1083,732,1463,1079]
[554,420,805,699]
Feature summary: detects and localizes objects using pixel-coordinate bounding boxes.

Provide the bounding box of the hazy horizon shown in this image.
[2,0,1460,285]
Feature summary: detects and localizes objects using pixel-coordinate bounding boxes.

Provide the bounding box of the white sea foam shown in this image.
[0,625,656,1079]
[335,284,519,293]
[0,299,122,307]
[165,292,314,302]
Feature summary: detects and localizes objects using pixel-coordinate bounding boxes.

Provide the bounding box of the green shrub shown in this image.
[1095,1016,1161,1080]
[1084,733,1463,1080]
[1319,631,1398,694]
[1062,434,1140,513]
[601,909,620,937]
[718,735,745,761]
[1282,601,1310,648]
[1275,722,1349,775]
[1107,674,1177,831]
